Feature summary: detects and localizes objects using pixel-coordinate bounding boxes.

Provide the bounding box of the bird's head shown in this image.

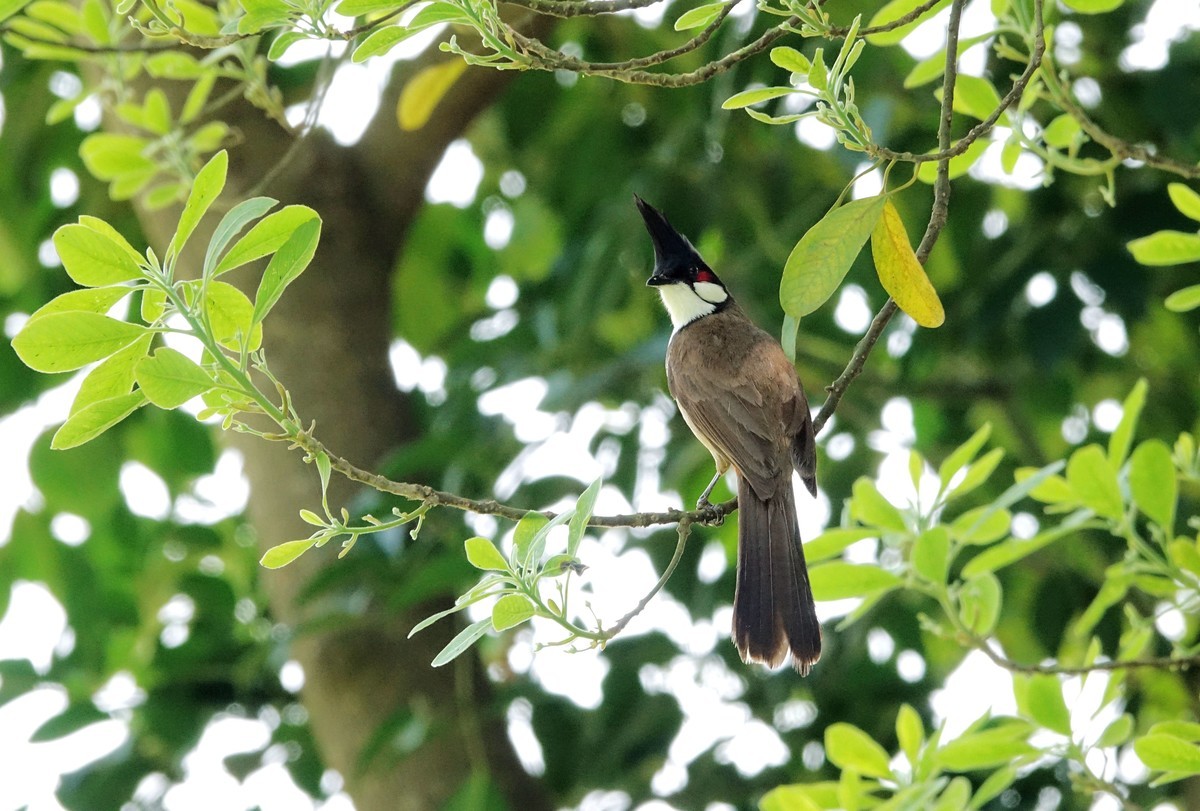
[635,195,729,329]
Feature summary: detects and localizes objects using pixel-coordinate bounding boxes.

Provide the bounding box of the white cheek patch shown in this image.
[693,281,728,305]
[658,283,719,330]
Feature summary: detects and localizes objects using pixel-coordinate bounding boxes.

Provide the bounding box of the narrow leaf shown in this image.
[871,199,945,327]
[261,537,318,569]
[567,477,601,556]
[252,218,321,324]
[1164,284,1200,312]
[780,195,887,319]
[71,334,152,415]
[938,423,992,491]
[514,512,549,565]
[28,286,131,321]
[214,204,318,276]
[896,704,924,767]
[1108,378,1146,466]
[961,510,1091,576]
[1127,231,1200,266]
[170,150,228,259]
[722,86,795,110]
[937,724,1036,771]
[431,618,491,667]
[804,528,877,563]
[398,59,468,131]
[1167,183,1200,222]
[674,1,726,31]
[202,196,278,278]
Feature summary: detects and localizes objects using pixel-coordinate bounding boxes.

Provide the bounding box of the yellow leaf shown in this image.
[397,59,468,131]
[871,199,945,327]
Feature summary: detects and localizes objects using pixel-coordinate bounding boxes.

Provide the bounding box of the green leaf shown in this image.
[1025,674,1070,735]
[824,722,893,779]
[203,281,262,351]
[12,312,147,373]
[722,86,795,110]
[804,528,877,563]
[806,48,827,91]
[674,1,726,30]
[770,46,811,74]
[810,562,901,600]
[1108,378,1146,466]
[958,571,1001,635]
[71,334,152,415]
[1167,183,1200,222]
[51,391,146,449]
[1134,734,1200,773]
[252,218,321,324]
[0,0,35,23]
[947,447,1006,502]
[916,139,989,184]
[949,507,1011,545]
[491,594,535,631]
[938,423,992,492]
[1060,0,1123,13]
[939,75,1004,123]
[398,58,468,131]
[1127,231,1200,266]
[1129,440,1176,529]
[912,526,950,583]
[79,133,155,181]
[871,199,944,327]
[513,512,548,565]
[169,150,228,259]
[896,704,924,767]
[866,0,951,45]
[464,536,509,571]
[967,765,1017,809]
[902,34,991,89]
[28,286,131,322]
[850,477,907,532]
[52,223,144,287]
[567,477,601,556]
[336,0,403,13]
[1043,114,1082,148]
[934,777,971,811]
[780,195,887,319]
[134,347,214,409]
[1097,714,1134,748]
[1066,444,1123,520]
[1149,721,1200,742]
[936,723,1036,771]
[202,196,278,278]
[1165,284,1200,312]
[260,537,318,569]
[431,618,491,667]
[961,510,1090,576]
[213,204,319,276]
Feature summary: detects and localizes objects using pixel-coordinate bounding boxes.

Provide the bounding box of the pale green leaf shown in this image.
[912,526,950,583]
[1066,444,1123,520]
[567,477,601,556]
[71,334,152,415]
[1165,284,1200,312]
[896,704,924,767]
[1060,0,1123,13]
[203,281,262,351]
[938,423,992,492]
[810,562,901,600]
[491,594,535,630]
[398,59,467,131]
[202,196,278,278]
[464,536,509,571]
[28,286,130,322]
[134,347,214,409]
[936,723,1035,771]
[1127,231,1200,266]
[866,0,951,45]
[0,0,36,24]
[780,195,887,319]
[916,139,990,183]
[949,506,1011,545]
[169,150,228,259]
[260,537,318,569]
[1097,714,1134,748]
[770,46,810,74]
[674,1,726,30]
[961,510,1090,576]
[214,204,318,276]
[1134,734,1200,773]
[12,312,147,373]
[51,390,146,449]
[53,223,143,287]
[824,722,893,779]
[1043,114,1082,148]
[850,477,908,531]
[1025,674,1070,735]
[1129,439,1176,529]
[958,571,1001,635]
[514,512,549,565]
[252,218,321,324]
[722,86,796,110]
[804,528,877,563]
[1167,183,1200,222]
[1108,378,1146,466]
[431,618,491,667]
[967,764,1018,809]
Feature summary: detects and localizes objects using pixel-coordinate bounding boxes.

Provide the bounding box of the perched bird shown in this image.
[636,195,821,675]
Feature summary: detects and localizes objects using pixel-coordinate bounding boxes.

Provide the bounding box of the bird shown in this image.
[636,195,821,675]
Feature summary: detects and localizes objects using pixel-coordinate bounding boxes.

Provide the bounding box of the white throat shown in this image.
[658,281,728,330]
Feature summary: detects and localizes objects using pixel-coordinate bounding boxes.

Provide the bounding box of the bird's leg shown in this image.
[696,470,723,510]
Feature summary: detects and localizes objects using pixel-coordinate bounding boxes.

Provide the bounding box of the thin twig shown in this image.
[605,518,694,638]
[501,0,665,18]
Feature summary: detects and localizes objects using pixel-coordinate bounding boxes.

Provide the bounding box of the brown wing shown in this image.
[667,311,808,500]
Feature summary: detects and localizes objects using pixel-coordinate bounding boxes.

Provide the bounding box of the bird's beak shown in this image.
[635,194,696,286]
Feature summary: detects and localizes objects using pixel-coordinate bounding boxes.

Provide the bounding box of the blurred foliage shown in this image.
[2,0,1200,808]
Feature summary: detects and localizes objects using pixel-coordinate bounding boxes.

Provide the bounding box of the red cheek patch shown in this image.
[695,268,717,284]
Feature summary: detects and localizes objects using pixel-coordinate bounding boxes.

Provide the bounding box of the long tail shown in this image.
[733,476,821,674]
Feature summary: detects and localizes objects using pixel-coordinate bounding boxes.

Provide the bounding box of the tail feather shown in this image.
[733,477,821,674]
